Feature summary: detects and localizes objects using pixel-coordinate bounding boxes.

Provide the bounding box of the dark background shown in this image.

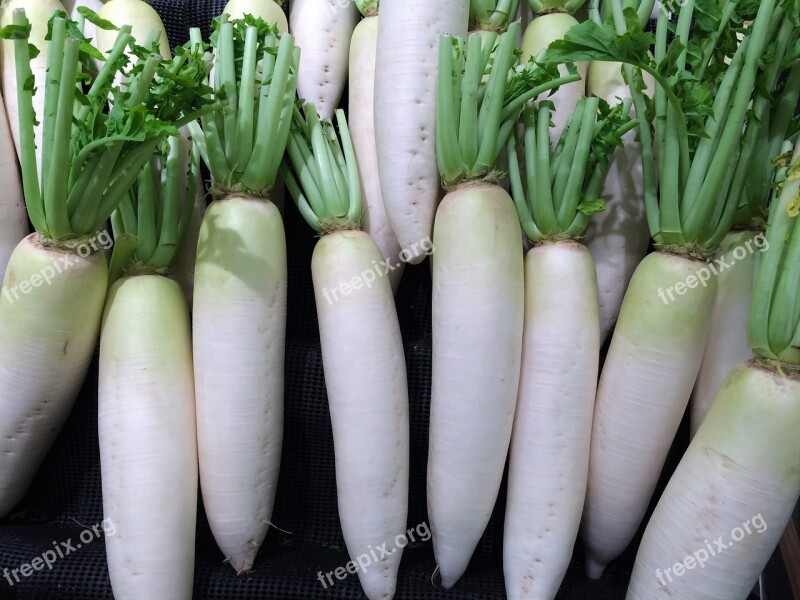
[0,1,794,598]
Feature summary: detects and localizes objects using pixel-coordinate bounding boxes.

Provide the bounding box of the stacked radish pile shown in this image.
[0,1,797,599]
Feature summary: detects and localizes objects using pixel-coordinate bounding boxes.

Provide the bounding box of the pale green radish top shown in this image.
[107,135,202,285]
[435,21,580,189]
[507,96,637,243]
[469,0,519,31]
[282,105,362,234]
[187,15,299,198]
[0,8,213,245]
[546,0,799,255]
[749,141,800,366]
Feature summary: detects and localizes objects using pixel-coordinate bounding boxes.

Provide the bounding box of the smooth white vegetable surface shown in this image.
[690,231,756,437]
[99,275,197,600]
[193,196,286,574]
[0,234,106,516]
[290,0,358,118]
[504,241,599,600]
[627,362,800,600]
[312,229,409,600]
[349,13,403,292]
[374,0,468,264]
[97,0,171,60]
[428,182,524,588]
[582,251,717,578]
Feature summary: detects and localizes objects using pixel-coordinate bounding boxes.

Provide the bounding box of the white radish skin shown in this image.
[312,229,409,600]
[99,275,197,600]
[349,13,404,292]
[690,231,757,437]
[429,183,524,588]
[0,234,107,516]
[97,0,171,61]
[584,60,652,342]
[504,241,599,600]
[521,13,586,144]
[0,0,66,171]
[193,195,286,574]
[0,89,28,282]
[223,0,288,32]
[627,361,800,600]
[374,0,468,264]
[290,0,358,119]
[583,251,717,579]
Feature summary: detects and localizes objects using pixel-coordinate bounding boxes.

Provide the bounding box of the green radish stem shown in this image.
[626,140,800,600]
[429,23,580,589]
[583,60,654,341]
[0,0,66,172]
[190,15,298,575]
[469,0,520,31]
[99,274,197,600]
[222,0,288,32]
[283,104,409,600]
[101,131,202,598]
[541,0,799,575]
[691,36,800,434]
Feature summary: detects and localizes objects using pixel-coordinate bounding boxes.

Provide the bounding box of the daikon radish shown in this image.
[283,104,409,600]
[428,24,580,588]
[188,17,299,573]
[0,9,210,516]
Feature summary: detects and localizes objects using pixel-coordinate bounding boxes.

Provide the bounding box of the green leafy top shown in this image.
[107,135,201,285]
[749,141,800,366]
[187,15,300,197]
[508,96,638,242]
[469,0,520,31]
[546,0,799,253]
[436,21,581,188]
[0,8,214,242]
[281,105,362,234]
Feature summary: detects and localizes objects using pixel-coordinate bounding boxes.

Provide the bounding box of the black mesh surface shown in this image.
[0,2,791,599]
